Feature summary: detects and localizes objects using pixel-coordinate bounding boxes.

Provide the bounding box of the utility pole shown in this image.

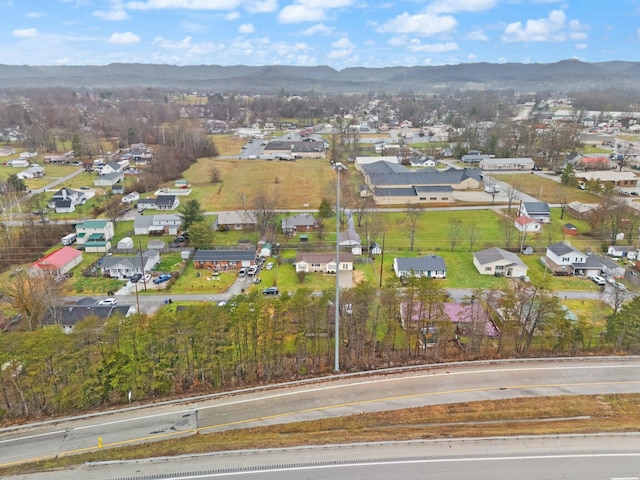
[333,162,346,373]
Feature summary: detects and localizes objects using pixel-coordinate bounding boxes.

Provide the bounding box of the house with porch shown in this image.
[393,255,446,279]
[193,250,256,271]
[48,187,89,213]
[76,220,114,253]
[215,211,257,231]
[473,247,529,277]
[543,242,602,277]
[281,214,318,235]
[293,252,354,274]
[99,250,160,279]
[134,214,182,235]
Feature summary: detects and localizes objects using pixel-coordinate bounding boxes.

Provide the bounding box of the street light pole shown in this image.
[334,162,346,373]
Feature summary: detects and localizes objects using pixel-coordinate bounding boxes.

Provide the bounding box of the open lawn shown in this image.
[182,157,333,210]
[209,134,246,156]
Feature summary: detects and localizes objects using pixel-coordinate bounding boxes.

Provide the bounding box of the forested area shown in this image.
[1,278,637,422]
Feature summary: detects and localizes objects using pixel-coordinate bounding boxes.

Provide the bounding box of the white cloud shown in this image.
[332,37,354,49]
[328,49,351,58]
[466,29,489,41]
[427,0,497,14]
[109,31,140,44]
[224,11,241,20]
[244,0,278,13]
[153,36,194,49]
[26,11,45,18]
[278,4,325,23]
[407,41,458,52]
[301,23,335,35]
[125,0,243,11]
[378,12,457,36]
[94,9,130,20]
[502,9,587,43]
[467,53,478,60]
[238,23,254,33]
[575,43,587,50]
[12,28,38,38]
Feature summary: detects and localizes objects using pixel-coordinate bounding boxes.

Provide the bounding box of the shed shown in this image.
[117,237,134,250]
[562,223,579,236]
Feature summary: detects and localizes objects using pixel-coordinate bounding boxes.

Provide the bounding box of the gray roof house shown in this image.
[93,171,124,187]
[598,255,626,278]
[473,247,528,277]
[99,250,160,279]
[338,229,361,247]
[282,214,318,234]
[156,194,180,210]
[544,242,602,277]
[519,202,551,223]
[393,255,446,279]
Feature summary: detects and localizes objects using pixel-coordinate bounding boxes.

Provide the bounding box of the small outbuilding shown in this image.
[562,223,579,236]
[117,237,135,250]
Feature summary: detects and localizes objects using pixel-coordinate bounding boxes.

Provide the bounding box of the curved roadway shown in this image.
[1,357,639,472]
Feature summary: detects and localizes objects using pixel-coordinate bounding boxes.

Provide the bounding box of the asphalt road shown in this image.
[8,434,640,479]
[1,357,639,472]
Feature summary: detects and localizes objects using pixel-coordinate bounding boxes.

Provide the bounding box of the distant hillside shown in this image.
[0,60,637,93]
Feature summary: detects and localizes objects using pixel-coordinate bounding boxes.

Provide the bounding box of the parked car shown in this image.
[262,286,279,295]
[590,275,606,286]
[98,298,117,306]
[614,282,627,291]
[253,277,262,284]
[238,268,247,277]
[153,274,172,284]
[265,262,274,270]
[129,273,142,283]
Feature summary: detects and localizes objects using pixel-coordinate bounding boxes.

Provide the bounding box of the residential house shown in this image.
[514,216,541,233]
[134,214,182,235]
[473,247,529,277]
[99,250,160,279]
[112,184,125,195]
[76,220,114,253]
[479,157,534,171]
[399,302,500,337]
[519,201,551,223]
[122,191,140,204]
[598,255,627,278]
[607,245,638,260]
[193,250,256,270]
[293,252,354,274]
[544,242,602,277]
[27,246,83,278]
[98,161,123,175]
[215,211,257,230]
[281,213,318,235]
[93,171,124,187]
[17,165,45,180]
[48,187,88,213]
[137,198,157,211]
[156,194,180,211]
[393,255,446,279]
[42,300,133,333]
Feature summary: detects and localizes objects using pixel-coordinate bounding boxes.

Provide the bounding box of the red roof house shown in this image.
[27,246,83,278]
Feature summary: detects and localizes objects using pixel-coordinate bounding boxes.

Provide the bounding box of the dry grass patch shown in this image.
[4,394,640,477]
[493,173,598,204]
[183,157,333,210]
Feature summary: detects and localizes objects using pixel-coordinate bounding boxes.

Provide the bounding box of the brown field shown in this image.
[493,172,600,203]
[209,134,246,156]
[182,157,334,210]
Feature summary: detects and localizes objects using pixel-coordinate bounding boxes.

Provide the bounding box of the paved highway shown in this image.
[1,357,639,471]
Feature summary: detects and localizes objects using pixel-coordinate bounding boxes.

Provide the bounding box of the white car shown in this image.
[98,298,117,306]
[265,262,274,270]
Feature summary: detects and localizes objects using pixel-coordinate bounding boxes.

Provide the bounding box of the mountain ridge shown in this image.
[0,60,636,93]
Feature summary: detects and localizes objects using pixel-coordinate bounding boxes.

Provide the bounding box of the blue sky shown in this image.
[2,0,640,68]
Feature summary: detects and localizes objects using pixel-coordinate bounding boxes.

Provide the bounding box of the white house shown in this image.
[134,214,182,235]
[607,245,638,260]
[519,202,551,223]
[473,247,529,277]
[293,252,354,274]
[544,242,602,277]
[99,250,160,279]
[514,216,541,233]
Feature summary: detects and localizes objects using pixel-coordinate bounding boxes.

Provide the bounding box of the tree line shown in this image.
[1,277,637,422]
